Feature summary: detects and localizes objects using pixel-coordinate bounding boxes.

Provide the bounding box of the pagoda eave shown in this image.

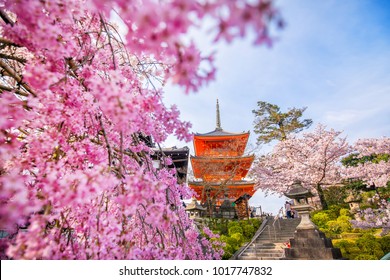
[191,155,254,180]
[194,130,250,138]
[188,181,256,202]
[191,155,254,161]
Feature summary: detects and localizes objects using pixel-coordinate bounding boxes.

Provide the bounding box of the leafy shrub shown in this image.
[339,208,351,217]
[336,215,352,232]
[333,233,390,260]
[379,235,390,253]
[227,221,239,229]
[333,239,360,259]
[355,234,384,259]
[354,254,377,260]
[312,212,330,228]
[340,232,362,239]
[251,218,261,229]
[207,218,262,259]
[230,233,244,244]
[220,235,239,252]
[228,225,243,236]
[326,221,342,235]
[325,213,352,235]
[243,225,255,239]
[326,205,345,220]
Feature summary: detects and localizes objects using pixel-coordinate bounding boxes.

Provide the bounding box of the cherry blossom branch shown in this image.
[0,9,14,26]
[0,59,36,97]
[98,115,113,167]
[0,53,26,63]
[0,84,28,96]
[0,37,20,47]
[99,13,117,70]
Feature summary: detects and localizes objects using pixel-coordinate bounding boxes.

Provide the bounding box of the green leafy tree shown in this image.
[323,186,349,207]
[341,153,390,167]
[252,101,312,144]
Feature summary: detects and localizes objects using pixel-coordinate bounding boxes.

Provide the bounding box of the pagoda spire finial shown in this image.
[216,99,222,130]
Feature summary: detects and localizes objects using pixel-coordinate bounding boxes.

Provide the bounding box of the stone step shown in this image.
[238,255,284,260]
[255,237,294,242]
[244,247,285,252]
[248,246,284,250]
[241,253,284,258]
[233,217,301,260]
[257,233,296,237]
[243,250,284,256]
[250,243,286,247]
[238,256,281,260]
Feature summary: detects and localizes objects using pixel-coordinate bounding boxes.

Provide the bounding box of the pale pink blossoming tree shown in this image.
[0,0,282,259]
[344,137,390,234]
[344,137,390,188]
[251,124,351,210]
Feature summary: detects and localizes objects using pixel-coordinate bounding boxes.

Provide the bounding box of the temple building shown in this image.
[151,146,189,184]
[188,100,255,219]
[143,133,190,185]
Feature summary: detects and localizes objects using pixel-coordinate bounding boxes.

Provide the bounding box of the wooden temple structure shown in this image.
[188,100,255,219]
[142,133,190,185]
[151,146,189,184]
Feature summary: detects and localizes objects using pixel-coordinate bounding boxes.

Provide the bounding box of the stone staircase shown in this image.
[235,217,301,260]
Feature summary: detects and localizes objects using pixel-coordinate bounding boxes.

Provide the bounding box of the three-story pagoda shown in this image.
[188,100,255,218]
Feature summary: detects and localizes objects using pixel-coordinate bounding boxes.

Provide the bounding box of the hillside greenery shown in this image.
[204,218,262,259]
[311,186,390,260]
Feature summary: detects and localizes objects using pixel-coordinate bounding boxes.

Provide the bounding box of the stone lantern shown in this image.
[344,192,362,214]
[284,180,316,230]
[283,181,343,259]
[185,197,206,219]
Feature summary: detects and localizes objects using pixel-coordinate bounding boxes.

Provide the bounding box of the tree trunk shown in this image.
[316,184,328,210]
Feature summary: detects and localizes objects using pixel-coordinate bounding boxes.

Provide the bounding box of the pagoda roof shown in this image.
[191,154,254,161]
[152,146,189,154]
[188,181,256,202]
[194,128,250,137]
[188,180,255,187]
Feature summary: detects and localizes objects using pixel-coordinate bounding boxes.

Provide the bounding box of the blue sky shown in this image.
[162,0,390,214]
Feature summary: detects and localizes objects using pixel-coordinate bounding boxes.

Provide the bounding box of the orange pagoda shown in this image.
[188,100,255,219]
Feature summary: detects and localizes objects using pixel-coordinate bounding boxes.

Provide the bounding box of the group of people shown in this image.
[284,201,297,219]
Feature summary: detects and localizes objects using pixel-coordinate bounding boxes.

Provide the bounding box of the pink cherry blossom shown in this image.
[344,137,390,187]
[251,124,351,209]
[0,0,281,259]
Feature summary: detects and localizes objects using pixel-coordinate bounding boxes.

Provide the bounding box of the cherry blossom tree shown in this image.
[251,124,351,209]
[0,0,282,259]
[343,137,390,234]
[343,137,390,188]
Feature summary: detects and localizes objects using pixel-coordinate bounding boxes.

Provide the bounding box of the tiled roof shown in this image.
[195,128,249,137]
